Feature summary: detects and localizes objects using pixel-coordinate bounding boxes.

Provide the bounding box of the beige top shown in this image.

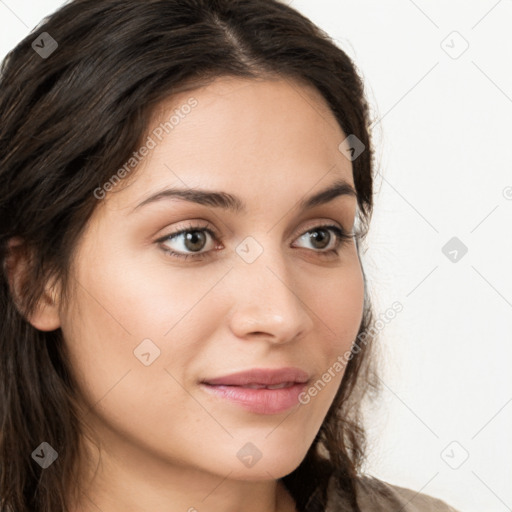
[305,473,460,511]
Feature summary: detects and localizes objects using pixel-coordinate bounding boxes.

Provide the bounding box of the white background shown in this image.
[1,1,511,511]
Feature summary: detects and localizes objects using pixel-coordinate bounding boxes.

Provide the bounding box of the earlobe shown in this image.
[27,279,62,332]
[4,237,62,332]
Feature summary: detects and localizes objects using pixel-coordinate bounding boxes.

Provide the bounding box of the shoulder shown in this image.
[324,473,461,512]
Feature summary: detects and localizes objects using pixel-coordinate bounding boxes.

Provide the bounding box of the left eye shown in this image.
[158,224,352,261]
[293,226,346,251]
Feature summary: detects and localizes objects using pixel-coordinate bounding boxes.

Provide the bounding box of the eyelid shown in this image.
[294,218,347,238]
[155,220,220,242]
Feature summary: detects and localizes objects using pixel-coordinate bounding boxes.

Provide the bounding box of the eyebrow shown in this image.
[131,178,357,214]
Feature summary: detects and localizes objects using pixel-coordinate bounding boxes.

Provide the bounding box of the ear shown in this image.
[3,237,62,331]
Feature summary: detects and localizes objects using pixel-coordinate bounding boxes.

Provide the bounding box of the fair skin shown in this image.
[16,76,364,512]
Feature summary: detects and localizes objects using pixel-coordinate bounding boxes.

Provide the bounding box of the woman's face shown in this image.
[58,76,364,484]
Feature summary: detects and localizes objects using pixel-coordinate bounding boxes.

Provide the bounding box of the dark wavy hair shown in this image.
[0,0,381,510]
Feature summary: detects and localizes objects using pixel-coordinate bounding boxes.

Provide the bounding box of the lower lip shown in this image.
[200,382,307,415]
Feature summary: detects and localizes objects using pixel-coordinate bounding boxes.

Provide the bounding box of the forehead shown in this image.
[151,75,345,152]
[105,76,355,211]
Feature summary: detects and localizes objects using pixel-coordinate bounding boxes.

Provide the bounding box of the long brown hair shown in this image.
[0,1,380,510]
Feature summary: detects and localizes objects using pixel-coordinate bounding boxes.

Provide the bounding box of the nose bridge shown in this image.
[227,236,313,341]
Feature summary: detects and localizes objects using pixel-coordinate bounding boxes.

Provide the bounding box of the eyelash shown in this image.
[156,222,355,261]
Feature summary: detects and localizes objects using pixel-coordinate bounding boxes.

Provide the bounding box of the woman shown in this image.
[0,1,460,511]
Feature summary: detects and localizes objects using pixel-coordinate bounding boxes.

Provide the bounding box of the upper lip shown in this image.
[202,367,310,386]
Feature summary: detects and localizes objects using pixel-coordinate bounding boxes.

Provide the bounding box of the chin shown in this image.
[216,440,309,481]
[227,459,303,481]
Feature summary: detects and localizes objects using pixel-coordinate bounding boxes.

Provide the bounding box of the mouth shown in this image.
[199,369,310,415]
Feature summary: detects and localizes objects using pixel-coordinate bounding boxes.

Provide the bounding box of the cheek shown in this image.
[292,260,365,411]
[59,241,227,405]
[67,235,218,342]
[90,242,232,340]
[59,262,212,453]
[308,259,365,355]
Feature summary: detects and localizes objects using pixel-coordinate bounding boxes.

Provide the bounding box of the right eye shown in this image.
[156,223,222,261]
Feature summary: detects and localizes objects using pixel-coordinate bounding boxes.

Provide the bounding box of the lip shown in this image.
[201,367,310,387]
[200,367,310,415]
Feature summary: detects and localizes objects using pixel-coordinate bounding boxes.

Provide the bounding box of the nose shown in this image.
[226,244,314,344]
